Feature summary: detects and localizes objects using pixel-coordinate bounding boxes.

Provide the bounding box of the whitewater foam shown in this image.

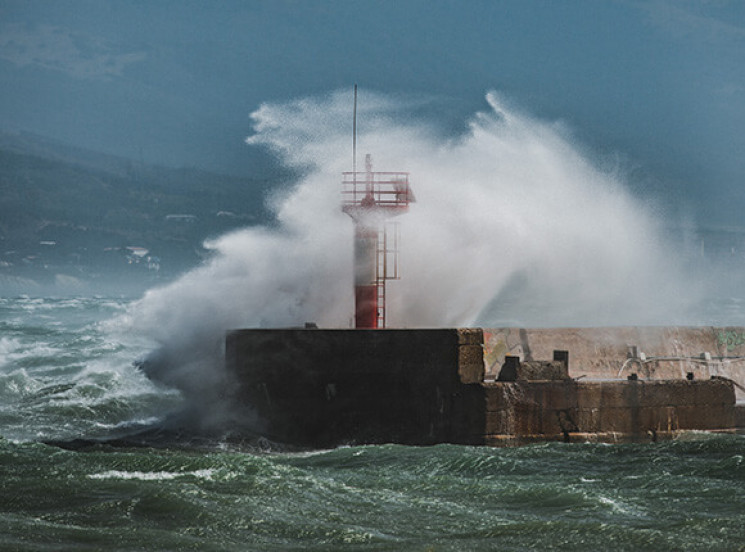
[87,469,216,481]
[123,89,704,407]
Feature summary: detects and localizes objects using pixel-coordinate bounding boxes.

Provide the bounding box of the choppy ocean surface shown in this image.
[2,296,745,551]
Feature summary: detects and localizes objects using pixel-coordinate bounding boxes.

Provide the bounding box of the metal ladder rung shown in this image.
[374,221,400,328]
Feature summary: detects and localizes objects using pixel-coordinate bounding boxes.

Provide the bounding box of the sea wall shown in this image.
[480,379,735,445]
[483,327,745,399]
[226,327,738,447]
[226,328,485,447]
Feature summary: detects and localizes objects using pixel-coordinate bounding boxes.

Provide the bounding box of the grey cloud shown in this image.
[0,23,146,79]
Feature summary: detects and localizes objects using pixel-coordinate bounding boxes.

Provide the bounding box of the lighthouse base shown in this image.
[354,285,378,328]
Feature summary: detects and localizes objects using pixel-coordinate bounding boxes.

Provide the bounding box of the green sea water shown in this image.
[2,437,745,551]
[1,296,744,551]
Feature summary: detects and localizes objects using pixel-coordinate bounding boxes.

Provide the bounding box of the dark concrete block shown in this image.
[226,327,737,447]
[576,383,603,408]
[497,357,569,382]
[485,409,514,435]
[226,328,488,446]
[458,344,485,383]
[598,406,634,433]
[736,404,745,428]
[484,384,517,412]
[576,407,601,433]
[675,404,735,430]
[534,380,578,411]
[553,350,569,369]
[695,378,736,406]
[457,328,484,345]
[497,356,520,382]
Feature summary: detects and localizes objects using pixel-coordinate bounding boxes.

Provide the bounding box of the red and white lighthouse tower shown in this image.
[342,153,414,328]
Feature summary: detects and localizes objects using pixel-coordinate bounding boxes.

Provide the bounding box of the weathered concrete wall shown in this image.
[497,355,569,382]
[226,328,485,447]
[480,379,736,445]
[226,327,738,448]
[483,327,745,399]
[737,404,745,428]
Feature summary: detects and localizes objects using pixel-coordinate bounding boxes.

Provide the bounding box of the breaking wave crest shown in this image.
[123,89,702,407]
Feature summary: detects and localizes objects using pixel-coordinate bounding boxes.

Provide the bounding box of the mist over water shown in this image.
[125,89,707,402]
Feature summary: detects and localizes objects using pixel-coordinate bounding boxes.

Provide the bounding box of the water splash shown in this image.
[124,89,702,404]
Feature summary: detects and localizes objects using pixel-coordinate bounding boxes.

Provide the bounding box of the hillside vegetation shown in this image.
[0,133,279,294]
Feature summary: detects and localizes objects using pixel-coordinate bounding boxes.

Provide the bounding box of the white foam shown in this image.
[121,89,703,400]
[132,91,698,331]
[87,469,215,481]
[0,337,21,357]
[597,495,641,516]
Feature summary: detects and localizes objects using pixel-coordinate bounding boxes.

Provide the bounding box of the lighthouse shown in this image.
[342,152,414,328]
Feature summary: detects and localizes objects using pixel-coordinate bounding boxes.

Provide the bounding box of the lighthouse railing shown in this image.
[341,171,412,211]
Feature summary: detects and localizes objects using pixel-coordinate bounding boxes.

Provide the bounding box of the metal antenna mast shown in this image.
[353,84,357,178]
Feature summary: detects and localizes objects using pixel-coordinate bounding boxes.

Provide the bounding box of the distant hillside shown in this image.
[0,132,282,294]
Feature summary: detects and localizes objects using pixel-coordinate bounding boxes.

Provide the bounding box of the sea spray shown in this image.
[124,89,702,417]
[0,297,179,443]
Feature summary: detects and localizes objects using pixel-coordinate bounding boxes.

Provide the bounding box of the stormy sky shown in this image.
[0,0,743,225]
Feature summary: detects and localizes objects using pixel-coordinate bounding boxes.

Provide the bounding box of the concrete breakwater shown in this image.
[482,327,745,398]
[226,327,743,447]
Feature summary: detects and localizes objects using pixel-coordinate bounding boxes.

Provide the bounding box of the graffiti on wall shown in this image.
[717,330,745,352]
[482,329,524,375]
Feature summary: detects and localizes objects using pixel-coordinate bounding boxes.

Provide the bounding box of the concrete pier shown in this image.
[483,327,745,397]
[226,327,740,447]
[226,328,485,447]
